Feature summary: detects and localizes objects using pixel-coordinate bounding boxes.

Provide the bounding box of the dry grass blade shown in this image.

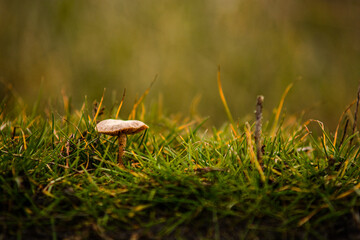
[20,128,27,150]
[116,88,126,119]
[129,76,157,120]
[334,183,360,200]
[217,65,237,136]
[93,88,106,123]
[297,204,328,227]
[270,83,293,137]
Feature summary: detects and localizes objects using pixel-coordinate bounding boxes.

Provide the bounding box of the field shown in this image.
[1,83,360,240]
[2,1,360,239]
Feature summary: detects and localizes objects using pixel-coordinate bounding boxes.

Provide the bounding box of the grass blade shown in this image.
[271,83,293,137]
[217,65,237,135]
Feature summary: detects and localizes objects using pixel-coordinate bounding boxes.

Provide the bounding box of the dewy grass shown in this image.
[1,93,360,240]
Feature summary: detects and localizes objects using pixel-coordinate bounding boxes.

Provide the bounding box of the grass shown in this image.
[1,89,360,240]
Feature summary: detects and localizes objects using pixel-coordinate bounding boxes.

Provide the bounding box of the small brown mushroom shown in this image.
[96,119,148,167]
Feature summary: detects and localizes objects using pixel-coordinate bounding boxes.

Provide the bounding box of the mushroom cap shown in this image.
[96,119,148,136]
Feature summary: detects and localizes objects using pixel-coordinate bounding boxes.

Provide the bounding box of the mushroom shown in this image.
[96,119,148,167]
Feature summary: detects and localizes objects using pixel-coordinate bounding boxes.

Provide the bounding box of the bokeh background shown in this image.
[1,0,360,129]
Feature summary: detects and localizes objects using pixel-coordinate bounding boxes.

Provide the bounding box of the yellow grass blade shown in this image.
[217,65,237,136]
[339,159,349,178]
[93,88,106,123]
[139,103,145,120]
[298,204,329,227]
[26,116,40,129]
[178,120,198,130]
[129,76,157,120]
[335,182,360,200]
[42,189,55,198]
[115,88,126,119]
[20,128,27,150]
[298,208,321,227]
[271,83,293,137]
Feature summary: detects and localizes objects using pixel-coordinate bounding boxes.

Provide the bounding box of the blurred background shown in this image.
[1,0,360,129]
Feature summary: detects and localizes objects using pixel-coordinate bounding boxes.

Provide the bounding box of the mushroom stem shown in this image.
[118,133,127,167]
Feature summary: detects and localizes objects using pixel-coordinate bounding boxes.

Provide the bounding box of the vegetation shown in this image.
[1,85,360,240]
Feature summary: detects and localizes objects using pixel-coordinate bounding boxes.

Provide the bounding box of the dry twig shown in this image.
[255,95,264,163]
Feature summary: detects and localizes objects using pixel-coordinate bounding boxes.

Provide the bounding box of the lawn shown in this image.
[1,87,360,240]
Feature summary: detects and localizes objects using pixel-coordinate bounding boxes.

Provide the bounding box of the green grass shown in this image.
[1,95,360,240]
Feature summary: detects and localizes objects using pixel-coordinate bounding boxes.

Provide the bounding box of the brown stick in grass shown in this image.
[255,95,264,163]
